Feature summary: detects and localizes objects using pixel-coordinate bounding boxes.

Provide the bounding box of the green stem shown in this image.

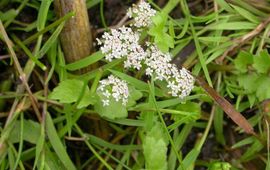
[74,124,114,170]
[148,80,184,168]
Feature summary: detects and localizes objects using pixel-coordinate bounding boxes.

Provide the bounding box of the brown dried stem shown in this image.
[0,20,42,122]
[54,0,94,72]
[217,16,270,63]
[195,76,255,135]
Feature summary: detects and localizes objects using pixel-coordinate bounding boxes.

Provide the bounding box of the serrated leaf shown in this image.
[143,124,168,170]
[49,79,93,108]
[94,95,128,119]
[172,101,201,122]
[234,51,253,73]
[148,11,174,52]
[151,11,167,27]
[253,50,270,73]
[256,75,270,101]
[129,85,143,101]
[143,137,167,170]
[155,32,174,52]
[237,74,259,93]
[126,85,143,107]
[147,123,168,144]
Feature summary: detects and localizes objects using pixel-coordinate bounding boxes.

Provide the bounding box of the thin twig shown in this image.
[0,20,42,122]
[42,67,49,124]
[0,55,10,60]
[217,16,270,63]
[65,136,86,141]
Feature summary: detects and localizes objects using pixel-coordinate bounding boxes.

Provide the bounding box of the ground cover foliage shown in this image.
[0,0,270,169]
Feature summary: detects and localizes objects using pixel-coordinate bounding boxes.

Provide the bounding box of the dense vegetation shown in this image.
[1,0,270,169]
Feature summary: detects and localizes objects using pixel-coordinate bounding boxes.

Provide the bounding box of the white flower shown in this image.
[145,44,195,98]
[96,26,146,70]
[145,44,173,81]
[97,75,129,106]
[102,99,110,106]
[127,0,156,28]
[168,68,195,99]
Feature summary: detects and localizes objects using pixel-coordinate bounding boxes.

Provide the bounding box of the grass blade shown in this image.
[45,113,76,170]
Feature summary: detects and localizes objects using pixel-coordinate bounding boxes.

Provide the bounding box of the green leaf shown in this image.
[0,9,17,22]
[49,79,93,108]
[35,22,65,59]
[126,85,143,107]
[231,136,255,149]
[215,0,235,13]
[208,21,257,30]
[143,124,168,170]
[129,86,143,101]
[94,95,128,119]
[87,134,141,151]
[37,0,52,31]
[94,83,142,119]
[155,32,174,52]
[9,120,41,144]
[238,74,270,102]
[44,145,66,170]
[172,101,201,122]
[247,94,256,108]
[33,126,45,169]
[64,51,104,71]
[46,114,76,170]
[231,4,260,24]
[109,69,165,97]
[208,161,232,170]
[256,75,270,101]
[86,0,101,8]
[152,11,167,27]
[148,123,168,144]
[234,51,253,73]
[253,50,270,73]
[237,74,259,93]
[148,11,174,52]
[240,138,263,161]
[181,148,200,170]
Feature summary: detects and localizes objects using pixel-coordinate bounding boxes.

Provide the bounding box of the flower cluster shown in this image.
[96,1,195,102]
[145,44,173,81]
[145,44,195,98]
[167,67,195,99]
[127,0,156,28]
[97,75,129,106]
[96,26,146,70]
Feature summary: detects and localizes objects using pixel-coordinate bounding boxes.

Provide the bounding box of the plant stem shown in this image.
[54,0,94,72]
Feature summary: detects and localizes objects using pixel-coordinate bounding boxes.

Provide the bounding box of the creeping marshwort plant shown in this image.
[97,0,195,102]
[2,0,267,169]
